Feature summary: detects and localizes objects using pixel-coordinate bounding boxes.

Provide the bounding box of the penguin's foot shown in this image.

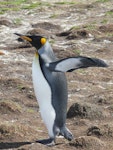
[60,127,73,141]
[36,138,55,146]
[65,131,73,141]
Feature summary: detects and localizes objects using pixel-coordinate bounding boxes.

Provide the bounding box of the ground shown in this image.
[0,0,113,149]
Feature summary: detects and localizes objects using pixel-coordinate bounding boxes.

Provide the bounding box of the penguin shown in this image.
[15,33,108,146]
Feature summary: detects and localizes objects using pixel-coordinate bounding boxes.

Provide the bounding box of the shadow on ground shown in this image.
[0,141,32,149]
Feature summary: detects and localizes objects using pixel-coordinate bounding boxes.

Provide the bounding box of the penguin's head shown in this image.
[15,33,47,50]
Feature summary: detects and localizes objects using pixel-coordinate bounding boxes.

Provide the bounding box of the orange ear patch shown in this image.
[41,38,46,45]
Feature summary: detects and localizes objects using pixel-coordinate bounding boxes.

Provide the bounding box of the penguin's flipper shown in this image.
[46,56,108,72]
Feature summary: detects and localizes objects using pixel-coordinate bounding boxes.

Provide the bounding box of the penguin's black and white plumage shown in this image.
[15,33,108,146]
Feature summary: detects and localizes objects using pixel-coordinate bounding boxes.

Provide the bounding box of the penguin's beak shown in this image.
[14,33,32,42]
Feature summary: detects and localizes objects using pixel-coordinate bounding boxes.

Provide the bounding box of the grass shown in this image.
[13,18,22,25]
[83,24,96,30]
[55,2,76,5]
[70,25,81,30]
[0,0,25,14]
[74,49,81,55]
[49,39,55,45]
[101,19,108,24]
[49,14,58,18]
[106,10,113,16]
[106,33,113,37]
[0,100,22,113]
[0,0,27,6]
[17,84,26,90]
[77,69,87,75]
[96,0,110,2]
[0,122,38,138]
[0,0,50,14]
[27,108,35,113]
[70,23,97,31]
[22,2,42,9]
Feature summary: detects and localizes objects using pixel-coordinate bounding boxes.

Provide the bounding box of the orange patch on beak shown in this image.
[20,36,32,42]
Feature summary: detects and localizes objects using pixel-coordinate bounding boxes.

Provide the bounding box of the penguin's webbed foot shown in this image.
[60,127,73,141]
[36,138,55,146]
[65,131,73,141]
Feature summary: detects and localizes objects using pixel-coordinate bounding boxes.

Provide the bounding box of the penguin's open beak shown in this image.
[14,33,32,42]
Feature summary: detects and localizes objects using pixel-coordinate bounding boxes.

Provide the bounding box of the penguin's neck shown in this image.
[38,41,57,63]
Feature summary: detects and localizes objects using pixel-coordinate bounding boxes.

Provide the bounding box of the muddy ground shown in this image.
[0,0,113,149]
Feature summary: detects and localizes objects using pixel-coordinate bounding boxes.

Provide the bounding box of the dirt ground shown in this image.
[0,0,113,149]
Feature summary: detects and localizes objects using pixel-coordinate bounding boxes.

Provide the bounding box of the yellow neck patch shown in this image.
[41,38,46,45]
[35,52,39,57]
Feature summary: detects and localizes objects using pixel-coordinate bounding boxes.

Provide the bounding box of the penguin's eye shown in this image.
[41,38,46,45]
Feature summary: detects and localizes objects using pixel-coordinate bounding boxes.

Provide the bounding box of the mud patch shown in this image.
[70,136,106,150]
[57,28,90,39]
[32,22,62,32]
[0,17,13,27]
[99,24,113,33]
[87,124,113,138]
[67,102,104,120]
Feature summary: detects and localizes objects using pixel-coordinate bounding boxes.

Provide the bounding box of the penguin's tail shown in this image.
[60,126,73,141]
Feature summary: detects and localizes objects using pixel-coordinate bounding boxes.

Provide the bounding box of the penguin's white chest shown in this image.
[32,54,55,137]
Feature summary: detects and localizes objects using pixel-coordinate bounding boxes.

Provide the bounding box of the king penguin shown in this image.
[15,33,108,146]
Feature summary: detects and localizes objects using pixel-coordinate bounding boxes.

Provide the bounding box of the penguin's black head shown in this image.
[15,33,46,50]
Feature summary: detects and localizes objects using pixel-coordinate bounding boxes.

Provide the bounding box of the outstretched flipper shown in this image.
[46,56,108,72]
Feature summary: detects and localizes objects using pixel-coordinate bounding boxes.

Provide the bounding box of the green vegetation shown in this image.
[101,19,108,24]
[96,0,110,2]
[74,49,81,55]
[49,39,55,45]
[17,84,26,90]
[106,33,113,37]
[0,0,27,5]
[0,100,22,113]
[0,0,27,14]
[0,0,50,14]
[49,14,58,18]
[70,25,81,30]
[22,2,42,9]
[27,108,35,113]
[70,23,97,31]
[55,2,76,5]
[83,24,96,30]
[106,10,113,16]
[13,18,22,25]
